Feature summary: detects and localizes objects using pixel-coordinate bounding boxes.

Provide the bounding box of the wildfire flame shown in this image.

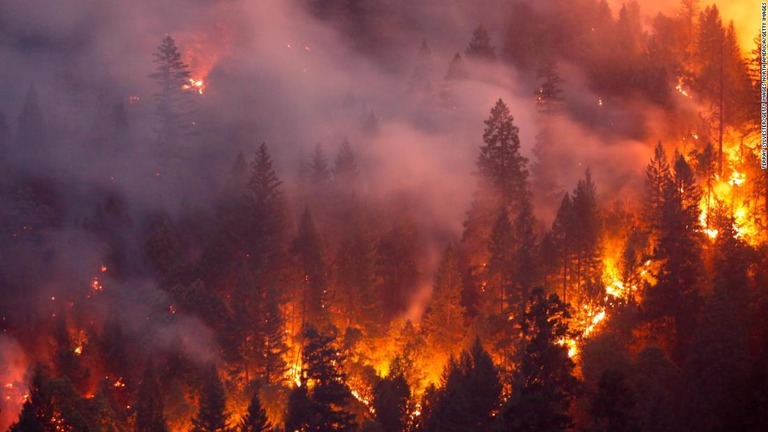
[182,78,205,95]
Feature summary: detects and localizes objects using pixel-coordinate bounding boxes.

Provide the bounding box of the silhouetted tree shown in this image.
[298,325,357,432]
[136,361,169,432]
[503,288,579,432]
[191,365,230,432]
[373,371,410,432]
[240,388,272,432]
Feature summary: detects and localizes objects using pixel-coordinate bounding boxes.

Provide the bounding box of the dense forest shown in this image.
[0,0,766,431]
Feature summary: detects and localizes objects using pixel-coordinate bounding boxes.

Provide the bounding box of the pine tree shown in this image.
[240,389,272,432]
[149,35,195,152]
[464,338,502,431]
[9,365,54,432]
[503,288,579,432]
[511,197,537,319]
[422,244,466,356]
[191,365,230,432]
[682,206,751,430]
[245,143,287,270]
[300,325,357,432]
[569,170,603,307]
[645,152,703,359]
[136,361,169,432]
[285,382,311,432]
[10,400,47,432]
[429,339,501,432]
[477,99,529,208]
[429,356,472,432]
[487,208,514,317]
[259,285,289,384]
[373,371,410,432]
[465,25,496,61]
[550,192,574,302]
[644,142,672,230]
[462,99,528,278]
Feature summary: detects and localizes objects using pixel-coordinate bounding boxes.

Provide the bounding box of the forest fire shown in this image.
[182,78,205,95]
[1,0,766,431]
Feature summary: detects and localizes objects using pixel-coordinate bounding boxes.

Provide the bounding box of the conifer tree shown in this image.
[240,389,272,432]
[246,143,287,270]
[429,339,501,432]
[487,208,514,317]
[511,197,537,318]
[149,35,195,153]
[645,152,703,358]
[463,99,528,277]
[335,221,382,335]
[465,25,496,61]
[570,170,602,306]
[136,361,169,432]
[191,365,230,432]
[9,365,54,432]
[644,142,672,230]
[550,192,574,302]
[422,244,466,355]
[373,371,411,432]
[503,288,579,432]
[299,325,357,432]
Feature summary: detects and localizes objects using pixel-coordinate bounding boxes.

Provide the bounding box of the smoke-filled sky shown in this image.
[0,0,687,221]
[0,0,759,429]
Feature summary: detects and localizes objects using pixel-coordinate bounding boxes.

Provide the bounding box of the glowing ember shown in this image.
[91,277,103,292]
[675,77,692,98]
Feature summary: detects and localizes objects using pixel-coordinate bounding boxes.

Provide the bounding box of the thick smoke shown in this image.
[0,1,753,428]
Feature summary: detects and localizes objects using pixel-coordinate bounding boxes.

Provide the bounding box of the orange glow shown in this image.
[182,78,205,95]
[697,136,762,244]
